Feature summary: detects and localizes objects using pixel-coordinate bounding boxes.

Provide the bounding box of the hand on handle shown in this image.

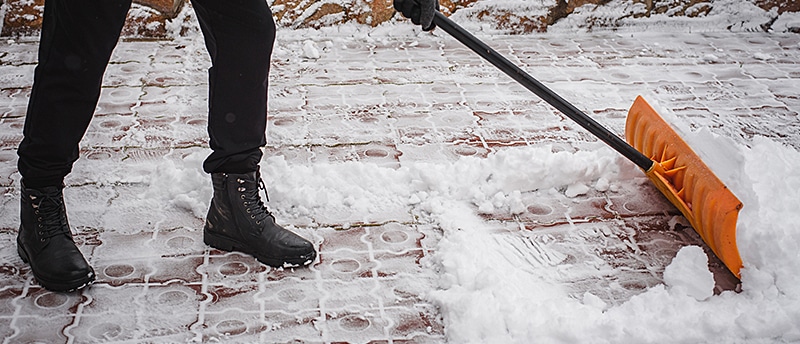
[394,0,439,31]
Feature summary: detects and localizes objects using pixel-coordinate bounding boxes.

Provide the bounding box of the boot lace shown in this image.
[30,191,70,241]
[238,177,274,227]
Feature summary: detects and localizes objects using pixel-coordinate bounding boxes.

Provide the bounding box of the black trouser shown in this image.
[17,0,275,188]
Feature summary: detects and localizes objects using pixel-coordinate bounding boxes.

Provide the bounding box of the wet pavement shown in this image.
[0,29,798,343]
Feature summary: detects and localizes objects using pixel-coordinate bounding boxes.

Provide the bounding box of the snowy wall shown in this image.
[0,0,797,38]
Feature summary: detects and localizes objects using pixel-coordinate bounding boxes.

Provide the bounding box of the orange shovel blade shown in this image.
[625,96,744,278]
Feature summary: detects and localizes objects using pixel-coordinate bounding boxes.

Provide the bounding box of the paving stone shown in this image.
[0,30,796,342]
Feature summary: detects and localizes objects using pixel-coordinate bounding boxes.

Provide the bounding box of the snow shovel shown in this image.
[432,12,744,278]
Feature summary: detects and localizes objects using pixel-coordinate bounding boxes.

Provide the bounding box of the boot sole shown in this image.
[204,230,316,268]
[17,244,95,292]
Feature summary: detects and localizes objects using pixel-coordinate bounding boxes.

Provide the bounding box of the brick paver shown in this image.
[0,29,797,342]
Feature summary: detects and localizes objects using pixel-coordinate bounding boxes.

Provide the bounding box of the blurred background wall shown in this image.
[0,0,797,38]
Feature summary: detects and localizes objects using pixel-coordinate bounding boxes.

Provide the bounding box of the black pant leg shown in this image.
[190,0,276,174]
[17,0,132,188]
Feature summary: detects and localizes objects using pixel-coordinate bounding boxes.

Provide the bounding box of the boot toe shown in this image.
[263,234,317,267]
[31,242,95,291]
[286,236,314,251]
[35,263,95,292]
[278,238,316,259]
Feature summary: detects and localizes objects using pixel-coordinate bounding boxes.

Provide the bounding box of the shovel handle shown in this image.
[433,12,654,171]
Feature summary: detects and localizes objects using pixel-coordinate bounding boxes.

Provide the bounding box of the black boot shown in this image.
[17,183,95,292]
[204,171,317,267]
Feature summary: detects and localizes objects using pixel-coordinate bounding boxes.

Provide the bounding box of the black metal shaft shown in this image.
[433,12,654,171]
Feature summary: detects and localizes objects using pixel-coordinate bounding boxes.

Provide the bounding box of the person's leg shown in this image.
[191,0,274,174]
[18,0,132,188]
[192,0,316,267]
[16,0,131,292]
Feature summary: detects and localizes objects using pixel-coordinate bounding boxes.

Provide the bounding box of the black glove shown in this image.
[394,0,439,31]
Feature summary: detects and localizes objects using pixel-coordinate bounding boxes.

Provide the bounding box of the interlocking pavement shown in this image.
[0,28,798,343]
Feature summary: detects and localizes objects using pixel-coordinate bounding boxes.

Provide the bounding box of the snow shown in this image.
[773,12,800,33]
[548,0,782,34]
[260,0,800,338]
[2,0,799,342]
[663,246,715,301]
[302,40,321,59]
[138,112,800,342]
[417,126,800,343]
[420,139,800,343]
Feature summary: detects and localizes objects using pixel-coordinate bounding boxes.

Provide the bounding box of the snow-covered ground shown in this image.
[0,1,799,342]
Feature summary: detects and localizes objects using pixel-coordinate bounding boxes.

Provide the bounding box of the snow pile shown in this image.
[772,11,800,33]
[662,246,715,301]
[301,40,321,59]
[142,151,211,219]
[427,136,800,343]
[737,137,800,299]
[494,0,793,34]
[548,0,783,32]
[259,144,617,222]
